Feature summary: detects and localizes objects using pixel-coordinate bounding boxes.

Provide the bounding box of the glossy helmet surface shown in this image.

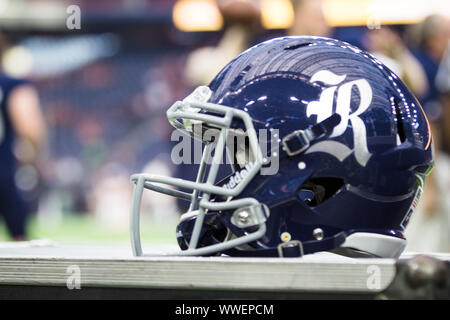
[130,36,433,258]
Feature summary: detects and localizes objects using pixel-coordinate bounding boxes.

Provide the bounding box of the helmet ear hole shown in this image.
[298,178,344,207]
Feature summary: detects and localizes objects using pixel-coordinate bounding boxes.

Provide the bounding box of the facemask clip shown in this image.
[231,204,269,229]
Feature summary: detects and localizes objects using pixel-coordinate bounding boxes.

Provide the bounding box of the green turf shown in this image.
[0,214,177,245]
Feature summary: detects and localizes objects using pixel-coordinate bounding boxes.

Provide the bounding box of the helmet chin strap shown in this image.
[221,231,348,258]
[282,113,342,157]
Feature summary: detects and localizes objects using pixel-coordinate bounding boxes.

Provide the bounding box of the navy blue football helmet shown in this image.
[130,36,433,258]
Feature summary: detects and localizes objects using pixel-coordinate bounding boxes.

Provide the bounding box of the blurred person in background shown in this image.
[362,26,428,98]
[184,0,262,87]
[0,33,47,241]
[403,15,450,253]
[185,0,332,88]
[407,15,450,122]
[288,0,332,37]
[436,42,450,154]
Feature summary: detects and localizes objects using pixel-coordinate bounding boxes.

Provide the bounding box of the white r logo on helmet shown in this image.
[305,70,372,166]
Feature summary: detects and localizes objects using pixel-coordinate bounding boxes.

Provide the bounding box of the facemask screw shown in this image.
[238,211,250,223]
[281,232,291,242]
[313,228,324,240]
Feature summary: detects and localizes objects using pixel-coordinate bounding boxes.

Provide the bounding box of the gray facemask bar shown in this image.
[130,86,265,257]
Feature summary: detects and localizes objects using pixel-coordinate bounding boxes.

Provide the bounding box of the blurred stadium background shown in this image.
[0,0,449,251]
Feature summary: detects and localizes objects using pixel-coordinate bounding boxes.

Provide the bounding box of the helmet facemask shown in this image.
[130,86,269,256]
